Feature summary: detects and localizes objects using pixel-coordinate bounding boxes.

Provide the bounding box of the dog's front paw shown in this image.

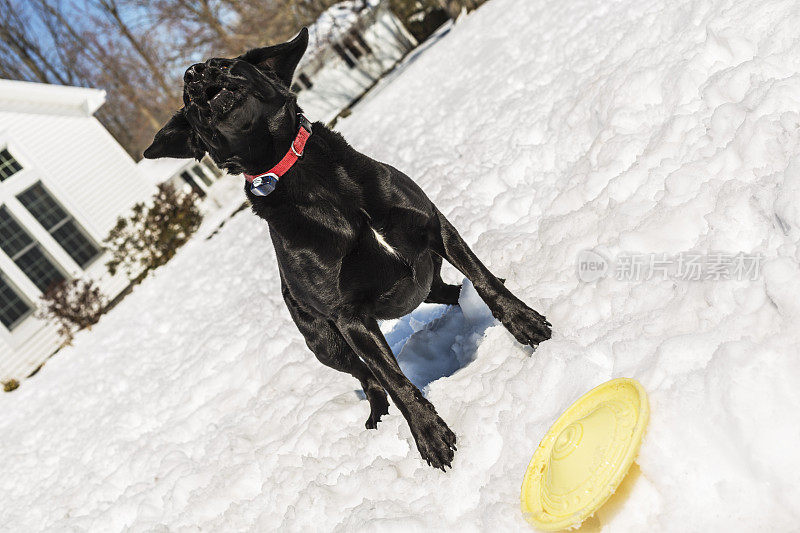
[410,413,457,471]
[496,300,552,348]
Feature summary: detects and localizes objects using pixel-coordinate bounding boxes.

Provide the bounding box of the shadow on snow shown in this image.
[358,280,495,399]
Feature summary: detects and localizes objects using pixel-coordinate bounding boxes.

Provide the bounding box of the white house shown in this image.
[295,0,417,123]
[0,79,154,381]
[137,156,223,200]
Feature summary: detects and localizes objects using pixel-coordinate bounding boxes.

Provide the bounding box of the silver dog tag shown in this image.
[250,174,278,196]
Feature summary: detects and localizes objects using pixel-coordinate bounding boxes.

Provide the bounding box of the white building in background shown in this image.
[0,79,155,381]
[295,0,417,123]
[137,156,223,200]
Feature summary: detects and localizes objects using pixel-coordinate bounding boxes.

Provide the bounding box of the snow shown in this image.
[3,0,800,530]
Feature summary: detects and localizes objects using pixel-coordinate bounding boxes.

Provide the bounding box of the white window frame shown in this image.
[0,268,34,331]
[17,181,102,269]
[0,204,68,294]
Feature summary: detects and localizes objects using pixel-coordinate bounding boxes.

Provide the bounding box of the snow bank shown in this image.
[3,0,800,530]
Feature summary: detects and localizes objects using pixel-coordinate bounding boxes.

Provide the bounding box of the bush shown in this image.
[3,379,20,392]
[36,279,107,344]
[105,183,203,282]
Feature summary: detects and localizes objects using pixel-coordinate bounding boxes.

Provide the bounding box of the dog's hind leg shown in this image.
[424,253,461,305]
[430,210,552,347]
[282,286,389,429]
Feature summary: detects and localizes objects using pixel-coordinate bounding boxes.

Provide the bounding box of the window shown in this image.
[180,171,206,198]
[204,159,223,178]
[17,183,100,268]
[333,43,356,68]
[0,206,65,293]
[0,271,32,329]
[191,165,213,187]
[353,33,373,55]
[298,73,314,90]
[0,148,23,181]
[344,39,364,60]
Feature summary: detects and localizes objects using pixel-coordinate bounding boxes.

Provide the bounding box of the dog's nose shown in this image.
[184,63,206,83]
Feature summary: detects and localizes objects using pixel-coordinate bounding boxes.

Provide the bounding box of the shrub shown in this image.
[3,379,20,392]
[105,183,203,282]
[36,279,107,344]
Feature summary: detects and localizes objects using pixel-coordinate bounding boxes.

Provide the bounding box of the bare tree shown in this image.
[0,0,179,155]
[0,0,74,84]
[0,0,376,156]
[90,0,175,96]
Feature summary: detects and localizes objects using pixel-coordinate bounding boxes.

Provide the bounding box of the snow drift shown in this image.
[3,0,800,530]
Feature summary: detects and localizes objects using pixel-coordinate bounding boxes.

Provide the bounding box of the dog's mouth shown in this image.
[186,83,238,116]
[204,84,224,101]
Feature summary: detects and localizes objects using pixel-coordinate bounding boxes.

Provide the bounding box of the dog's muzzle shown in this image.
[183,63,237,113]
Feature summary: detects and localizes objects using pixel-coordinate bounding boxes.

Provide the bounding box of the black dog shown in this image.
[144,28,551,470]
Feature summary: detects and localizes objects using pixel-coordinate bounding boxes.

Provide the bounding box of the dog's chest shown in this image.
[266,162,436,315]
[274,214,431,316]
[370,227,399,257]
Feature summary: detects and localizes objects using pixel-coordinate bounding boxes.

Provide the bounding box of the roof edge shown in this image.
[0,79,106,116]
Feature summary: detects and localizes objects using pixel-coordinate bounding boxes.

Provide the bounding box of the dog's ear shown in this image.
[143,109,202,160]
[239,28,309,86]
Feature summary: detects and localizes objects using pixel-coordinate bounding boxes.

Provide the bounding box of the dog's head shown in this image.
[143,28,309,175]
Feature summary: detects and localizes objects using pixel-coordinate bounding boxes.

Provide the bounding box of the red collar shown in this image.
[245,114,312,196]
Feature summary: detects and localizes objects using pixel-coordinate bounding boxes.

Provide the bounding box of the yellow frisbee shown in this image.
[520,378,649,531]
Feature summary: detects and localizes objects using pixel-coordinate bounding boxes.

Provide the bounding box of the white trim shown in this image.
[3,186,83,276]
[16,181,102,268]
[0,79,105,117]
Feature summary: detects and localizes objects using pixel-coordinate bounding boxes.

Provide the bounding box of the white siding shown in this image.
[0,110,152,239]
[0,94,154,381]
[138,157,226,198]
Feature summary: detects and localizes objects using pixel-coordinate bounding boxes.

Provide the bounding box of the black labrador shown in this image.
[144,28,551,470]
